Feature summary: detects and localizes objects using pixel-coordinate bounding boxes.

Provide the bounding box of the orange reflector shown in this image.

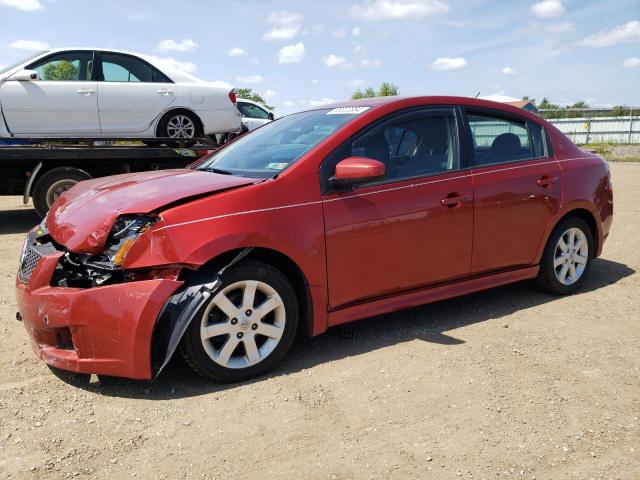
[112,237,137,266]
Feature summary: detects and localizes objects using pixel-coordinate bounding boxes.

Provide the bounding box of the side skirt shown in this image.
[327,265,539,327]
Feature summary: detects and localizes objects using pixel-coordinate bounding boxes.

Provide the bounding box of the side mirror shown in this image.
[268,112,275,121]
[330,157,386,188]
[9,69,40,81]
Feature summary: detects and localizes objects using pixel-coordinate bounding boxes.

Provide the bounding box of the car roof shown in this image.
[40,47,203,84]
[311,95,546,124]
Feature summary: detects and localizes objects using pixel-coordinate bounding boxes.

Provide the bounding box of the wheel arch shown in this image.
[155,107,204,137]
[537,206,601,263]
[149,246,315,377]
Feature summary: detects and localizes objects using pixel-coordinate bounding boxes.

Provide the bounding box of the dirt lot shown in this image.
[0,162,638,480]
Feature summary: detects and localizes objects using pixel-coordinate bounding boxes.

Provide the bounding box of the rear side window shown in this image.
[528,122,546,158]
[467,113,537,166]
[237,102,270,119]
[101,53,171,83]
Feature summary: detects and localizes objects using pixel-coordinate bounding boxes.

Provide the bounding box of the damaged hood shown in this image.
[46,169,257,253]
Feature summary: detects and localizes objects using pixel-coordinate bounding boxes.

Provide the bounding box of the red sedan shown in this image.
[16,96,613,382]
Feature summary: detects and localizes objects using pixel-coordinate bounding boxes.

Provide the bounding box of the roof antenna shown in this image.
[474,91,480,98]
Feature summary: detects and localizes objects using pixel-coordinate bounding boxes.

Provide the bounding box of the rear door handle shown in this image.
[157,89,174,95]
[441,193,472,207]
[537,175,560,187]
[76,89,95,96]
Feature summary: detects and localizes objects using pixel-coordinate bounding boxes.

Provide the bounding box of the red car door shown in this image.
[321,108,474,309]
[465,110,562,274]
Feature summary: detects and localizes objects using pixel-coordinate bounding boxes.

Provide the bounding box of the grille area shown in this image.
[19,244,42,283]
[18,231,59,284]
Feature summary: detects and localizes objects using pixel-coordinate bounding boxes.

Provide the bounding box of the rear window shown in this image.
[468,113,538,166]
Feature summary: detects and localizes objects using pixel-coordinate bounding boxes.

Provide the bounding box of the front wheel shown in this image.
[180,259,299,382]
[534,217,594,295]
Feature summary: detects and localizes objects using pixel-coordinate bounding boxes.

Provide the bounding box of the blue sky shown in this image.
[0,0,639,114]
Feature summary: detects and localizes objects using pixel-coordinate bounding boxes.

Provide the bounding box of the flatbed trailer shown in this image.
[0,137,216,217]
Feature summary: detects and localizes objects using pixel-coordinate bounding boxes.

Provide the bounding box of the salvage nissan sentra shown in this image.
[16,96,613,382]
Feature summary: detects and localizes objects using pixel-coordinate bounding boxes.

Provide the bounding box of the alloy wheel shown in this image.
[166,114,196,138]
[553,227,589,286]
[200,280,286,369]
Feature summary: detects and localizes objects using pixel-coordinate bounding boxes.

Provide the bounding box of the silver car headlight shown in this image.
[104,215,159,267]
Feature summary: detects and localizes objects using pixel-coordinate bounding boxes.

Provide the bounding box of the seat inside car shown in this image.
[352,134,391,166]
[490,132,522,163]
[394,118,451,177]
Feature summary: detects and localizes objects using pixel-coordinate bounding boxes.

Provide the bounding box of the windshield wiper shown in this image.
[204,167,235,175]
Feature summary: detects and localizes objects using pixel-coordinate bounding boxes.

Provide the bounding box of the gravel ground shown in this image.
[0,162,638,480]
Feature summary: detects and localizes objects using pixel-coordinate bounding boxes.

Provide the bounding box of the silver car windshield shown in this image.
[0,51,49,75]
[197,109,359,178]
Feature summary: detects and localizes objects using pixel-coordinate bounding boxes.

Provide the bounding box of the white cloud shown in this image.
[353,45,365,54]
[480,94,520,103]
[283,100,296,107]
[324,54,351,68]
[332,29,347,38]
[531,0,565,19]
[360,58,382,67]
[352,27,362,36]
[351,0,449,21]
[502,66,516,75]
[156,38,198,53]
[278,42,306,64]
[346,79,365,88]
[149,56,197,74]
[264,89,276,98]
[431,56,467,70]
[546,21,574,32]
[578,21,640,48]
[264,9,302,41]
[0,64,5,70]
[309,98,336,107]
[623,57,640,68]
[9,39,49,51]
[268,10,302,25]
[236,74,263,84]
[228,47,246,57]
[263,24,301,41]
[0,0,43,12]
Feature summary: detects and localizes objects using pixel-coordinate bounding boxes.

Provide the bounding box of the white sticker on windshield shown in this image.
[266,162,288,170]
[326,106,370,115]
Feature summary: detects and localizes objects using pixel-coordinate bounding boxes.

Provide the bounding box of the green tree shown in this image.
[234,88,274,111]
[571,100,589,109]
[42,61,79,81]
[351,82,398,99]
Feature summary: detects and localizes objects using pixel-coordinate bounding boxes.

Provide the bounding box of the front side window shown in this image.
[325,110,458,187]
[28,51,94,81]
[238,102,270,120]
[101,53,170,83]
[197,109,358,178]
[467,113,544,166]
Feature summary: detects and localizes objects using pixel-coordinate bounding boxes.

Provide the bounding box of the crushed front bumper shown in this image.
[16,252,182,380]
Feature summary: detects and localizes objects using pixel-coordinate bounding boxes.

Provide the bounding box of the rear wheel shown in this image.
[32,167,91,218]
[180,259,299,382]
[157,110,202,143]
[534,217,594,295]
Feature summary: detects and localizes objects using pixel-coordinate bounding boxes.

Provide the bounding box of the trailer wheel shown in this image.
[32,167,92,218]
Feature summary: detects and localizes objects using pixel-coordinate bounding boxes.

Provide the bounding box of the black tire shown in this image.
[32,167,92,218]
[156,110,202,144]
[180,259,299,383]
[534,217,594,295]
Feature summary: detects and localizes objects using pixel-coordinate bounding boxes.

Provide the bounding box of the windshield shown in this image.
[197,109,359,178]
[0,51,48,75]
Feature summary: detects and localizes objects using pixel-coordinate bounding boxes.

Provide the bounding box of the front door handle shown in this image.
[537,175,560,187]
[441,193,472,207]
[76,89,95,96]
[157,89,174,95]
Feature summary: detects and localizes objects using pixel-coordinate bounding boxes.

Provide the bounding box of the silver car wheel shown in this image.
[46,179,78,207]
[166,114,196,138]
[553,227,589,286]
[200,280,286,369]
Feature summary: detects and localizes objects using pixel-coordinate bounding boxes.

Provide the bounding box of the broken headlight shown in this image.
[104,215,159,267]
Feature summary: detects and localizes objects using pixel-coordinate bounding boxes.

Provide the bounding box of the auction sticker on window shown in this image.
[266,162,288,170]
[326,106,370,115]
